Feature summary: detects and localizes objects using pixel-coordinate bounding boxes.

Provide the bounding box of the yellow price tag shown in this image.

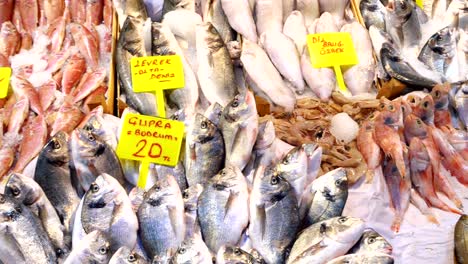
[306,32,358,92]
[116,113,185,188]
[415,0,423,9]
[0,67,12,99]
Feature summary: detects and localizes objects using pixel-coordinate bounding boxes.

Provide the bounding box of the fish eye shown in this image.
[127,253,136,262]
[0,195,4,203]
[182,190,189,199]
[11,187,20,197]
[154,185,161,192]
[338,217,347,223]
[210,26,217,34]
[200,121,208,129]
[84,125,93,131]
[368,237,376,244]
[400,1,407,9]
[416,119,422,125]
[422,101,429,108]
[335,179,344,187]
[410,97,415,103]
[379,103,386,110]
[271,176,279,185]
[401,106,405,112]
[231,99,239,107]
[91,183,100,193]
[98,246,108,255]
[434,90,440,98]
[388,105,394,111]
[56,248,64,257]
[221,170,226,176]
[178,247,186,254]
[234,247,241,255]
[282,155,291,165]
[52,139,61,150]
[87,133,95,141]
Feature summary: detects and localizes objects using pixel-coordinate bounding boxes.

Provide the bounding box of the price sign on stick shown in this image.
[124,55,186,189]
[306,32,358,92]
[415,0,423,9]
[117,114,184,188]
[0,67,11,99]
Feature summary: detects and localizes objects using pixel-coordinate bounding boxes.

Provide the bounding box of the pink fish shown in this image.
[412,95,434,126]
[357,118,382,181]
[46,49,71,74]
[103,0,112,29]
[0,145,15,180]
[61,52,86,94]
[7,97,29,134]
[86,0,103,25]
[69,0,86,23]
[0,0,14,25]
[69,23,99,68]
[11,76,43,115]
[0,21,21,58]
[43,0,65,23]
[17,0,38,35]
[51,100,85,136]
[38,80,57,111]
[431,83,454,132]
[47,9,69,53]
[0,54,9,67]
[71,68,106,103]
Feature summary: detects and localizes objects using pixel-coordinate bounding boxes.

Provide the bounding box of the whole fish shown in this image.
[0,22,20,59]
[17,0,38,35]
[216,246,266,264]
[300,168,348,227]
[138,175,186,259]
[418,27,456,75]
[70,128,126,193]
[455,215,468,264]
[359,0,386,31]
[409,137,462,213]
[64,230,111,264]
[241,39,296,112]
[255,0,283,36]
[182,184,203,238]
[0,194,57,264]
[109,247,149,264]
[410,188,439,224]
[260,30,305,95]
[5,173,69,258]
[275,143,322,203]
[286,216,366,264]
[116,16,157,116]
[170,234,212,264]
[50,100,85,136]
[205,0,235,45]
[380,43,439,88]
[69,23,100,69]
[186,113,224,186]
[283,11,307,53]
[34,132,80,233]
[296,0,319,27]
[431,83,454,130]
[249,166,300,264]
[220,0,257,42]
[197,165,249,253]
[383,158,410,233]
[387,0,423,48]
[327,253,394,264]
[219,91,259,171]
[357,118,382,181]
[71,68,107,104]
[0,0,14,25]
[195,22,237,107]
[10,76,43,115]
[349,229,393,255]
[412,95,435,126]
[81,174,138,253]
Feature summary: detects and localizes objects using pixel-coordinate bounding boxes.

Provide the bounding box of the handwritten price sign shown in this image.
[131,55,184,92]
[306,32,358,92]
[0,67,11,99]
[117,113,184,167]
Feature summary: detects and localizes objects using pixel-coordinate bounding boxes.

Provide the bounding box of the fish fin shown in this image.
[223,190,239,221]
[208,53,214,68]
[167,204,182,238]
[295,239,327,260]
[299,189,315,221]
[256,204,266,240]
[189,143,196,160]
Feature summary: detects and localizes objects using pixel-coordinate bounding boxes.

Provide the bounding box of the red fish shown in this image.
[0,54,9,67]
[69,0,86,23]
[43,0,65,23]
[61,52,86,94]
[20,32,32,50]
[0,0,14,25]
[383,157,411,233]
[7,97,29,134]
[431,83,453,132]
[412,95,434,126]
[38,80,57,111]
[47,10,69,53]
[46,49,71,74]
[17,0,38,35]
[357,118,382,182]
[409,137,462,214]
[103,0,113,29]
[11,76,43,115]
[69,23,99,68]
[0,145,15,180]
[86,0,103,25]
[12,114,47,172]
[71,68,106,103]
[50,99,85,136]
[0,21,21,58]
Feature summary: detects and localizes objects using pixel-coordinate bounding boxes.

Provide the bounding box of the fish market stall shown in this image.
[0,0,466,264]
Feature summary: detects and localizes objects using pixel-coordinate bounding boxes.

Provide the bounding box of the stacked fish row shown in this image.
[116,0,378,120]
[357,83,467,233]
[360,0,466,101]
[0,96,394,264]
[0,0,114,180]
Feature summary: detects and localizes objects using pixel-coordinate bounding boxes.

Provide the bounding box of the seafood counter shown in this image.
[0,0,466,264]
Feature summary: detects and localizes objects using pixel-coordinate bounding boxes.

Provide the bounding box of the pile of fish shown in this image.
[359,0,466,96]
[357,83,467,233]
[0,0,114,179]
[0,98,395,263]
[116,0,379,121]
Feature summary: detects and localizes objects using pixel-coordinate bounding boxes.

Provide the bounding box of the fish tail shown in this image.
[427,195,463,215]
[391,216,402,233]
[426,214,440,225]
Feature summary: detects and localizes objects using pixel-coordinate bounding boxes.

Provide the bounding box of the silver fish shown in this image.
[116,16,157,116]
[109,247,149,264]
[70,128,126,193]
[34,132,80,233]
[219,91,259,171]
[138,175,186,259]
[386,0,425,48]
[327,253,394,264]
[216,246,266,264]
[204,102,224,127]
[0,194,57,264]
[81,174,139,253]
[183,184,203,238]
[170,234,212,264]
[205,0,235,45]
[300,168,348,227]
[162,0,195,16]
[196,22,238,107]
[64,230,111,264]
[197,165,249,253]
[249,166,300,264]
[0,228,26,264]
[155,162,188,192]
[418,27,456,75]
[286,216,365,264]
[349,229,393,255]
[359,0,386,31]
[186,113,225,186]
[5,173,69,258]
[220,0,257,42]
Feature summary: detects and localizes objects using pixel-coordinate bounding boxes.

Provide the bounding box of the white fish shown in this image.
[260,31,305,95]
[221,0,258,42]
[255,0,283,36]
[297,0,320,27]
[282,0,295,23]
[241,39,296,111]
[283,10,308,54]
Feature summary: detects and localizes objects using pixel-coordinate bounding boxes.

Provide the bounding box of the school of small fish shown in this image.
[0,0,467,263]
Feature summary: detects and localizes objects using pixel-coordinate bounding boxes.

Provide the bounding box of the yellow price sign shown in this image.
[116,113,185,188]
[131,55,185,118]
[0,67,12,99]
[306,32,358,92]
[415,0,423,9]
